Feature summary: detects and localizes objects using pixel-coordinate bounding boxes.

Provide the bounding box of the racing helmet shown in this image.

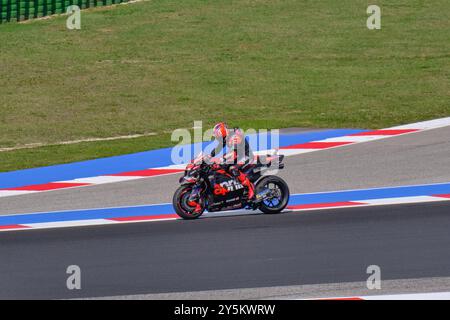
[213,122,229,140]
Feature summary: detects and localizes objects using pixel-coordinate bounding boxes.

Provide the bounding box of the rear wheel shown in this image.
[173,186,205,219]
[255,176,290,214]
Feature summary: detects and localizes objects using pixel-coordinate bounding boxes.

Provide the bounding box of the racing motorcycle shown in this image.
[173,151,290,219]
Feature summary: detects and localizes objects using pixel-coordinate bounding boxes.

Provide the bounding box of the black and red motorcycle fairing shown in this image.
[173,153,290,219]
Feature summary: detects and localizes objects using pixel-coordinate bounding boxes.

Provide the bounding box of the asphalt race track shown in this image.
[1,201,450,299]
[0,125,450,299]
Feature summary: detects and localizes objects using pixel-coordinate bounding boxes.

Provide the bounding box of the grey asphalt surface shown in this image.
[1,126,450,215]
[1,201,450,299]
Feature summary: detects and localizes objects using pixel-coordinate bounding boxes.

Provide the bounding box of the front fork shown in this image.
[188,184,203,203]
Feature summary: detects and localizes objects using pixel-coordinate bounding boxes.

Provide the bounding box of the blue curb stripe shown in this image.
[1,182,449,227]
[0,204,174,225]
[0,129,365,189]
[289,183,450,205]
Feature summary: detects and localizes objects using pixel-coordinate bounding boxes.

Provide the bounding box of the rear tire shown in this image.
[173,186,205,219]
[255,176,290,214]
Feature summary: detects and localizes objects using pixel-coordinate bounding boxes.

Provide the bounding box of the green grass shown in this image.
[0,0,449,172]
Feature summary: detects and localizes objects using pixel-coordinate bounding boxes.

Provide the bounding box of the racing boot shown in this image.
[238,172,255,200]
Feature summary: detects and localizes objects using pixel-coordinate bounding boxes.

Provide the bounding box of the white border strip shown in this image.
[318,291,450,300]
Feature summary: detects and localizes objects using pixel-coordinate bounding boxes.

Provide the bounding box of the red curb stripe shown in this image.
[288,202,364,210]
[0,225,30,230]
[3,182,91,191]
[281,141,353,150]
[434,194,450,199]
[108,214,179,222]
[319,297,365,301]
[109,169,183,177]
[350,129,419,136]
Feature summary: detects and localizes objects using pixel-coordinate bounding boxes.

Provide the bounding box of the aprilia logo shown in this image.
[221,180,244,192]
[214,184,228,196]
[214,180,244,195]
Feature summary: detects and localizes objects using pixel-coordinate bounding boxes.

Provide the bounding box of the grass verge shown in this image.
[0,0,449,172]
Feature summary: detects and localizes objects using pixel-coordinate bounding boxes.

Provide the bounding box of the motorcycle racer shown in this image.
[187,122,256,214]
[174,124,289,219]
[210,122,255,200]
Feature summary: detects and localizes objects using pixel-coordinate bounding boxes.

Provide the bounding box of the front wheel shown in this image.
[173,186,205,219]
[255,176,290,214]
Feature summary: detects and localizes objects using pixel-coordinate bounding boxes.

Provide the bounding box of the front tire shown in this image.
[255,176,290,214]
[173,186,205,219]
